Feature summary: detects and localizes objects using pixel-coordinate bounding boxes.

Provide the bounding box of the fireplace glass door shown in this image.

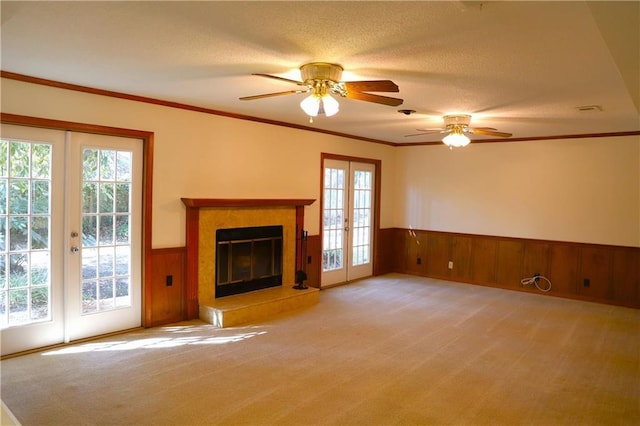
[216,226,283,297]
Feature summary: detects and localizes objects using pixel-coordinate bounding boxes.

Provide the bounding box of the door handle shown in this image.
[70,246,80,253]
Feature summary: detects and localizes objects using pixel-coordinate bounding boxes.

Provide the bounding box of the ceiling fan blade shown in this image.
[343,80,399,93]
[470,127,512,137]
[470,126,498,131]
[405,129,446,137]
[253,73,306,86]
[239,90,306,101]
[344,91,404,106]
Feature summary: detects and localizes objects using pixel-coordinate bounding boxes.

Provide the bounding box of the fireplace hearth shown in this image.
[216,225,283,298]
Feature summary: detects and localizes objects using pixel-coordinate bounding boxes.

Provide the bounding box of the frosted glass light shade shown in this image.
[442,132,470,147]
[300,94,339,117]
[321,94,339,116]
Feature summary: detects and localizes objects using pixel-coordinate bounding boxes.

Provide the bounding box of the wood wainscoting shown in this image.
[148,234,317,328]
[387,228,639,308]
[148,247,186,326]
[305,235,321,288]
[147,229,637,327]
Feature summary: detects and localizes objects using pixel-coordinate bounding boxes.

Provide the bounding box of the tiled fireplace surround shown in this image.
[181,199,319,327]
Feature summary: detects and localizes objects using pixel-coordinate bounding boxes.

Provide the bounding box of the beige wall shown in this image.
[0,78,398,247]
[2,78,638,248]
[395,138,640,247]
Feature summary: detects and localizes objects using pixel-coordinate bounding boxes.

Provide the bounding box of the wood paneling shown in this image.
[383,228,639,308]
[375,228,396,276]
[496,240,524,289]
[451,236,472,281]
[426,233,450,278]
[579,246,611,300]
[522,242,549,278]
[612,247,639,305]
[404,230,426,275]
[306,235,321,288]
[149,248,186,327]
[148,230,638,327]
[548,244,579,296]
[471,238,498,285]
[184,205,200,319]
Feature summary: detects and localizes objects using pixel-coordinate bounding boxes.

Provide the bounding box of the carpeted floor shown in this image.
[1,273,639,425]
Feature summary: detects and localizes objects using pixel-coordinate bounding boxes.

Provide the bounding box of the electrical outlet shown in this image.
[417,257,422,265]
[583,278,590,288]
[448,261,453,269]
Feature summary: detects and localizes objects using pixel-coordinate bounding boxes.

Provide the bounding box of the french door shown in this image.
[0,124,142,356]
[321,159,375,287]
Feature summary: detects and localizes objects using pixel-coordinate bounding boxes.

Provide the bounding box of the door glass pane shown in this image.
[322,167,345,272]
[81,147,132,315]
[82,182,98,213]
[352,170,372,266]
[115,183,130,213]
[1,139,52,328]
[99,183,114,213]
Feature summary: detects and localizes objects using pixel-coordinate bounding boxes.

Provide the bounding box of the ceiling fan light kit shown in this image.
[300,92,339,117]
[442,129,471,148]
[442,114,471,148]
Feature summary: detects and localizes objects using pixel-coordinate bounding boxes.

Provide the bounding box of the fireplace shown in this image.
[181,198,315,318]
[215,225,283,298]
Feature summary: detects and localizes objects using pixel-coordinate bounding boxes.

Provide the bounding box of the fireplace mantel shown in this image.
[182,198,315,319]
[181,198,315,208]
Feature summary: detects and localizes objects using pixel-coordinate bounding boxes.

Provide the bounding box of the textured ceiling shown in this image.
[1,1,639,144]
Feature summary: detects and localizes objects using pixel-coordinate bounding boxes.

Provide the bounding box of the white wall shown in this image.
[1,78,398,247]
[3,78,638,248]
[395,138,640,247]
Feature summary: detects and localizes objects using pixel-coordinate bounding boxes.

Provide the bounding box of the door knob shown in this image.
[70,246,80,253]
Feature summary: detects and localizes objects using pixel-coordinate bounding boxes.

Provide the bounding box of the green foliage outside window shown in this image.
[0,140,52,321]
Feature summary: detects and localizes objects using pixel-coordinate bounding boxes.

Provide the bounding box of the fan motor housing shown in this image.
[443,114,472,127]
[300,62,343,83]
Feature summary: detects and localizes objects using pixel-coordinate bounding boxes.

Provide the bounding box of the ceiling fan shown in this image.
[240,62,403,121]
[406,114,512,147]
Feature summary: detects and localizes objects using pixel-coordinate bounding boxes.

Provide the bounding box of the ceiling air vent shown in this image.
[576,105,603,113]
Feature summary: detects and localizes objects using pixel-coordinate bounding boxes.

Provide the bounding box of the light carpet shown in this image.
[1,274,639,425]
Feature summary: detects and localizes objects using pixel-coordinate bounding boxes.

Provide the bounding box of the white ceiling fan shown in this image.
[406,114,512,147]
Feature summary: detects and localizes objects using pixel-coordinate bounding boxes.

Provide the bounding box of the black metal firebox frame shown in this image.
[215,225,283,298]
